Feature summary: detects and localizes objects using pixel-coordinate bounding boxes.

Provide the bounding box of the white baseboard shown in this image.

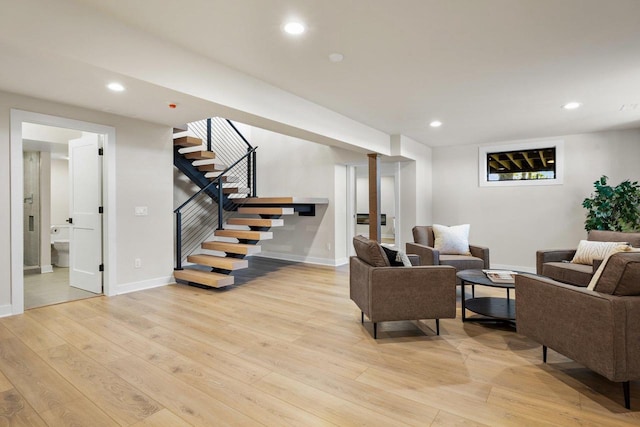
[254,252,346,267]
[0,304,13,318]
[491,263,536,274]
[41,264,53,273]
[115,275,173,295]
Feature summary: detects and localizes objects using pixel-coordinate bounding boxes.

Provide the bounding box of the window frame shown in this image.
[478,139,564,187]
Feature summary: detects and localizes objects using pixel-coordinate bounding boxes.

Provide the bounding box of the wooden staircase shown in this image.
[173,131,327,289]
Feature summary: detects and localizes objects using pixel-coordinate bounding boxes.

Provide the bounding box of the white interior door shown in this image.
[69,134,103,293]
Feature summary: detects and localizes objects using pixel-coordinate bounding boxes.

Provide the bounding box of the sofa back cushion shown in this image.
[353,235,390,267]
[412,226,434,246]
[593,252,640,295]
[589,230,640,247]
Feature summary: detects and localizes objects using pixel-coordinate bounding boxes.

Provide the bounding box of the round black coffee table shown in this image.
[457,269,517,324]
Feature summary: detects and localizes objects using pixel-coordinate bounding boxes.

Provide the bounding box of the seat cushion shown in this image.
[353,235,390,267]
[541,262,592,287]
[439,254,484,271]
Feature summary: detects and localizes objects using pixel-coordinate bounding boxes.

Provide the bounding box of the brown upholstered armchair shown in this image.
[536,230,640,286]
[406,226,490,273]
[516,251,640,409]
[350,235,456,339]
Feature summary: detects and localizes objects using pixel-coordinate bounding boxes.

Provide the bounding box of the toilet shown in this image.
[50,225,70,267]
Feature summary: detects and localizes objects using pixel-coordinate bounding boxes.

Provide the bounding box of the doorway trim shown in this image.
[346,162,401,257]
[10,109,116,315]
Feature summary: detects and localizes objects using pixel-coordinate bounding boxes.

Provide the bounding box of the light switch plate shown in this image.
[135,206,148,216]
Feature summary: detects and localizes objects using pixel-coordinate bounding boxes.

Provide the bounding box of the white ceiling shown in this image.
[2,0,640,148]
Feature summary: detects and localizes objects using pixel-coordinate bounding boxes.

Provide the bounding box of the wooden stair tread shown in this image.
[204,175,240,182]
[234,197,329,205]
[187,254,248,270]
[202,241,261,255]
[199,164,226,172]
[223,187,250,194]
[174,269,234,288]
[237,207,294,215]
[227,218,284,227]
[174,136,202,147]
[214,230,272,240]
[184,151,216,160]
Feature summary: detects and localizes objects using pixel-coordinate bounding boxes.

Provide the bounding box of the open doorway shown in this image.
[347,162,400,256]
[10,110,116,315]
[22,124,103,309]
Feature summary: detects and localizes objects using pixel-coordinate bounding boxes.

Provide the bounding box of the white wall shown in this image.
[249,127,359,265]
[432,129,640,270]
[239,127,433,265]
[50,158,69,226]
[114,121,174,291]
[391,135,433,248]
[0,90,174,314]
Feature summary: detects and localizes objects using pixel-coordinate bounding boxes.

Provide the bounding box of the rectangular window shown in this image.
[487,147,556,182]
[479,140,564,187]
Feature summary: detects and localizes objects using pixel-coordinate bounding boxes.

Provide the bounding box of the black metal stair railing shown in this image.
[174,148,256,270]
[190,118,257,197]
[174,117,257,270]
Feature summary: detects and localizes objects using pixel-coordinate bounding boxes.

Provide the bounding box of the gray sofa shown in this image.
[537,230,640,286]
[516,251,640,409]
[350,235,456,339]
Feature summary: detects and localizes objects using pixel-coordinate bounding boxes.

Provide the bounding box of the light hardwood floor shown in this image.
[1,258,638,426]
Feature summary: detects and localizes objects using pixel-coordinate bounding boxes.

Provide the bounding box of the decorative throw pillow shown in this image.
[381,245,403,266]
[381,245,413,267]
[432,224,471,255]
[571,240,629,266]
[396,250,413,267]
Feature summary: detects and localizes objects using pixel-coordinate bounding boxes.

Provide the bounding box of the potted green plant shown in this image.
[582,175,640,232]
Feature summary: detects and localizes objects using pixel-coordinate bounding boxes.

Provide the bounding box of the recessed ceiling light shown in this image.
[284,22,305,35]
[329,53,344,63]
[107,82,125,92]
[562,102,582,110]
[430,120,443,128]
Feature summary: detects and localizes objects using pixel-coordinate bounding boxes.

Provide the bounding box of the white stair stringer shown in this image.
[178,145,207,154]
[193,158,227,167]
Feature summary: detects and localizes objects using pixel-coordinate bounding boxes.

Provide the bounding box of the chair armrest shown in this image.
[536,249,576,274]
[469,245,490,269]
[406,242,439,265]
[407,254,421,266]
[515,274,636,381]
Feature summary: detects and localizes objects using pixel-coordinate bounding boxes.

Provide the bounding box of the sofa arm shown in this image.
[370,265,456,321]
[515,274,631,381]
[469,245,490,268]
[349,256,372,317]
[406,242,439,266]
[536,249,576,274]
[407,254,421,266]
